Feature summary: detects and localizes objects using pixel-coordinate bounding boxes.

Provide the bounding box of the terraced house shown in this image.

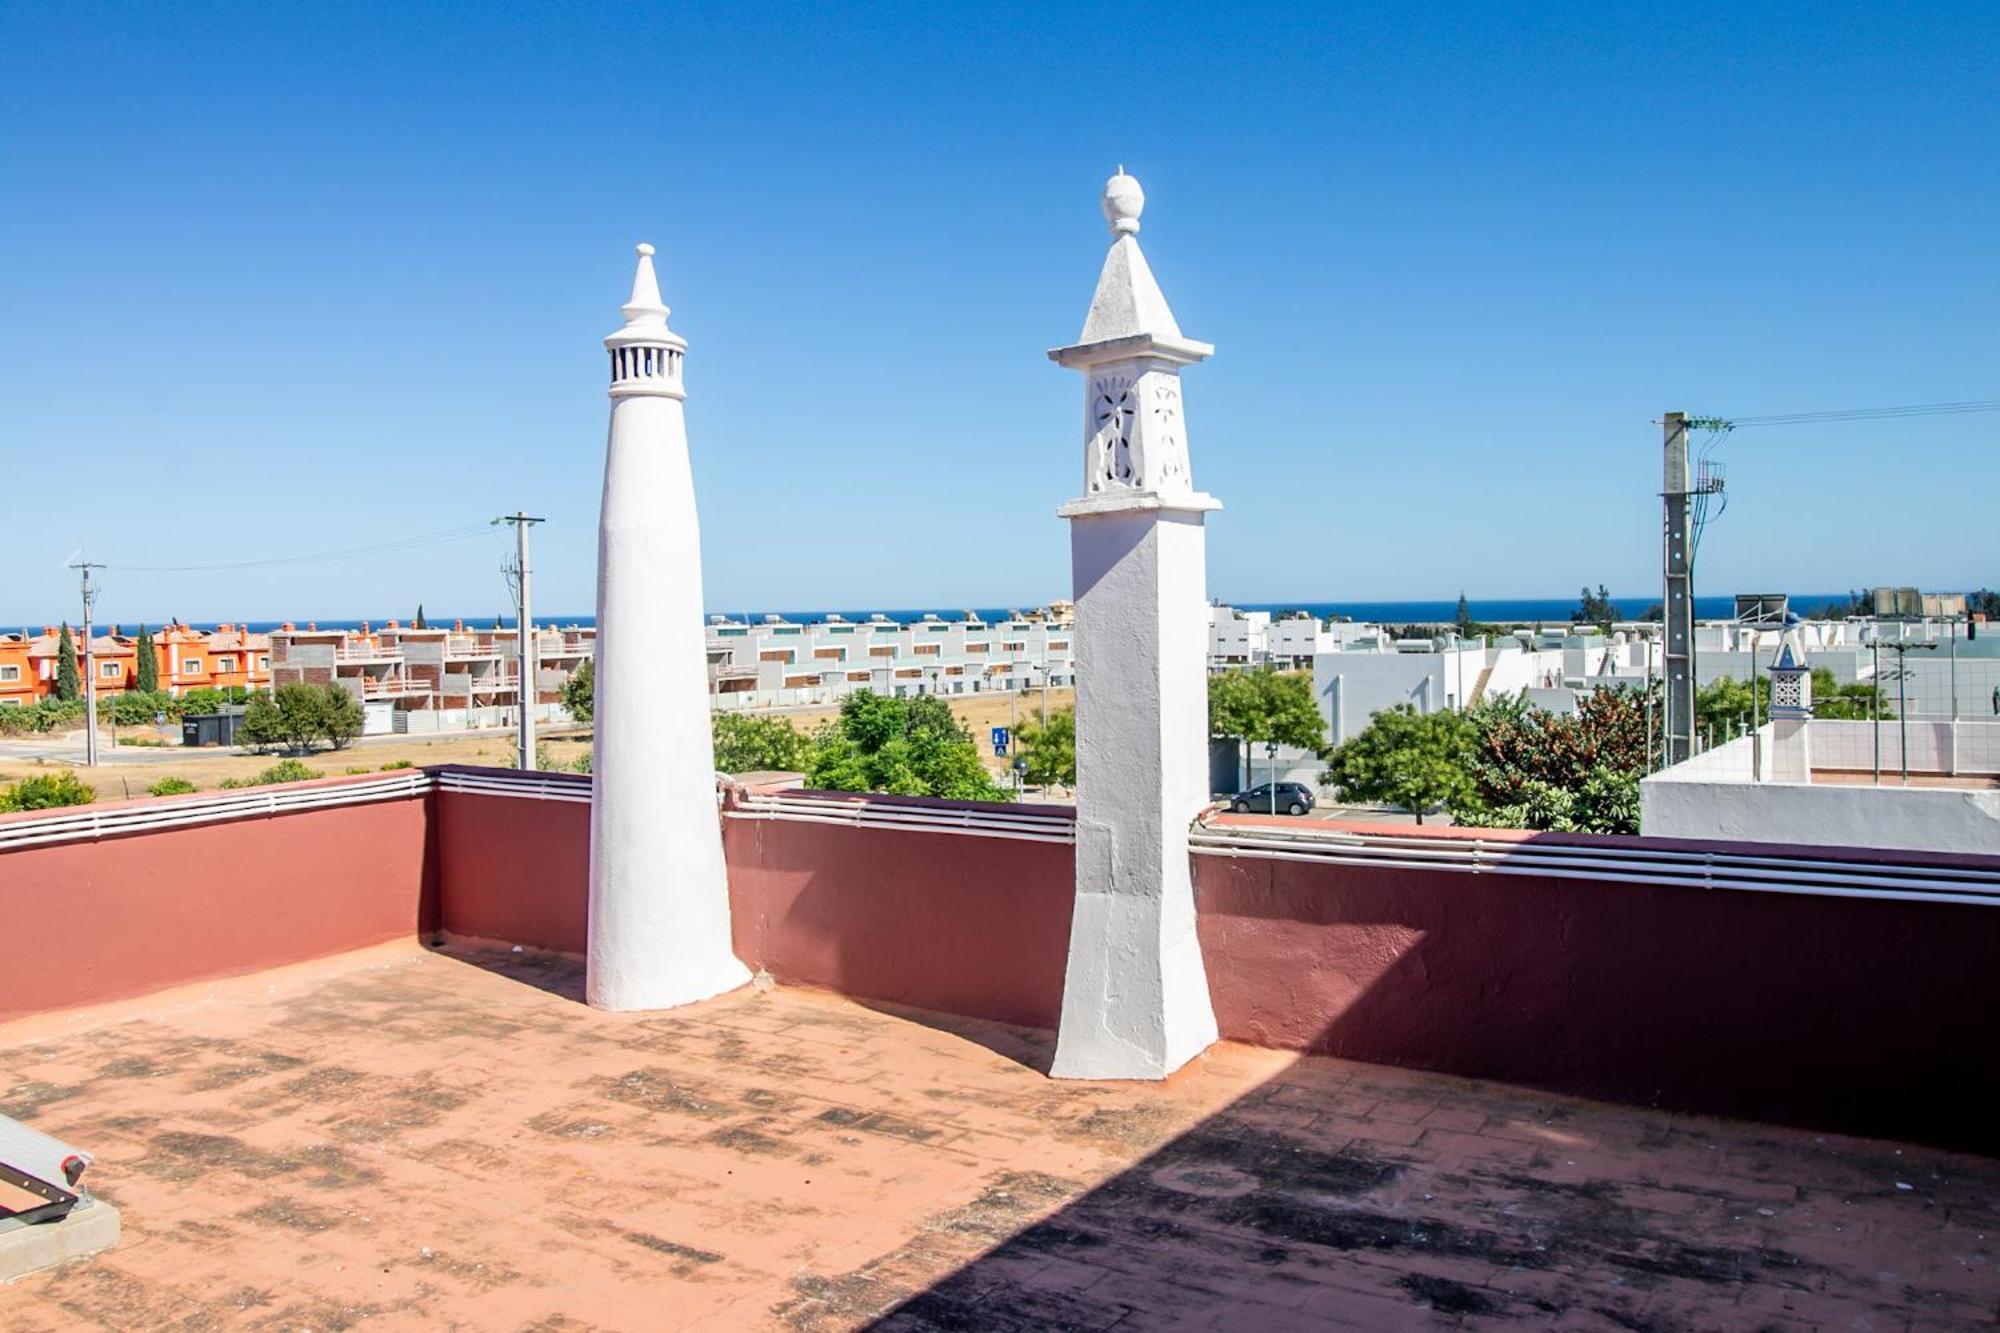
[704,610,1074,708]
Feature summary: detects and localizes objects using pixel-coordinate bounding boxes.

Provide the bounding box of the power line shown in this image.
[107,523,495,573]
[1718,399,2000,429]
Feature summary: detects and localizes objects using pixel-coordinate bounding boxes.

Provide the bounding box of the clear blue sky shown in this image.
[4,2,1995,627]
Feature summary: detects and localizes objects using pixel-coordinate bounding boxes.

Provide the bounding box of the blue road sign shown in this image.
[991,726,1010,756]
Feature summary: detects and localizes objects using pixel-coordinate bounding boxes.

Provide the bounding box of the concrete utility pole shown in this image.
[70,558,106,766]
[501,512,545,770]
[1661,412,1696,767]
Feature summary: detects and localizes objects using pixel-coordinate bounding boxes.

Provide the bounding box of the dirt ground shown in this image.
[0,690,1074,799]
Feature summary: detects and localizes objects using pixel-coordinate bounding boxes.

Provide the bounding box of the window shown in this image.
[214,656,236,672]
[912,643,940,656]
[966,642,990,654]
[1049,641,1070,652]
[182,659,202,673]
[101,661,122,677]
[0,665,18,682]
[0,697,19,707]
[759,649,794,663]
[716,627,748,637]
[260,657,271,670]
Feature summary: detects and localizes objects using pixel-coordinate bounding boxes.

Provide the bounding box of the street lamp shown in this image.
[1267,740,1279,815]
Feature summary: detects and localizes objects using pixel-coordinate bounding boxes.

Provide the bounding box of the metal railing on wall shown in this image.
[4,764,1993,907]
[1191,817,2000,908]
[0,770,429,852]
[727,788,1077,845]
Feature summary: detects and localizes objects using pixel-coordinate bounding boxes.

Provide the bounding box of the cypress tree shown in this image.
[135,624,158,693]
[414,604,428,630]
[55,623,80,701]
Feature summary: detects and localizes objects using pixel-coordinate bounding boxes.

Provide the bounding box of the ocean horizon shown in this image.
[56,593,1861,636]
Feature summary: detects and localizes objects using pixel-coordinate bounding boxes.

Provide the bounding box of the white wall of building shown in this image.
[1641,719,2000,853]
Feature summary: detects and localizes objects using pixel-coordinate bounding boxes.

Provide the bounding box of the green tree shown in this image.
[1454,592,1473,638]
[1452,685,1653,834]
[134,624,158,692]
[1208,668,1328,786]
[414,604,428,630]
[712,713,815,773]
[1573,584,1617,626]
[0,771,96,812]
[55,624,79,702]
[239,684,360,753]
[559,658,593,722]
[805,690,1011,802]
[1321,705,1477,824]
[1015,707,1076,788]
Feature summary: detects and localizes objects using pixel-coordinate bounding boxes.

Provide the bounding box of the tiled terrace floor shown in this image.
[2,945,1996,1331]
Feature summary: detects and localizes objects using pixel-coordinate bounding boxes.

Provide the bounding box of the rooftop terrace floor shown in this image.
[2,945,1995,1331]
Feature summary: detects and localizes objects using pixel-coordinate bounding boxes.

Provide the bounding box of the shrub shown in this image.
[254,758,320,785]
[712,714,815,774]
[379,759,414,771]
[147,776,198,797]
[571,752,592,774]
[1,771,96,812]
[100,690,183,727]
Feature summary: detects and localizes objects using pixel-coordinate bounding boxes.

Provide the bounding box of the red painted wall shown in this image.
[0,785,432,1025]
[1194,848,2000,1150]
[428,780,1076,1029]
[434,788,590,954]
[722,806,1075,1030]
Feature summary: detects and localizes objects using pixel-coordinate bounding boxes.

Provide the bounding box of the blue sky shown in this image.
[4,2,1995,626]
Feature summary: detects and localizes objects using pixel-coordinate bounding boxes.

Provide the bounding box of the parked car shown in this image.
[1228,782,1316,816]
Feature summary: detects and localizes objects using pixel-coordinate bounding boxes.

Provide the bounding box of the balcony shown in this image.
[357,676,430,700]
[2,771,1996,1326]
[335,644,403,663]
[444,635,503,660]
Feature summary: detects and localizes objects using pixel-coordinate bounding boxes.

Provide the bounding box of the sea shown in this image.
[145,594,1849,635]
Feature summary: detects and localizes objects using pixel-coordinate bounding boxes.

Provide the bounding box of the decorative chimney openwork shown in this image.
[605,243,687,401]
[1052,170,1217,517]
[609,342,683,392]
[1085,368,1191,496]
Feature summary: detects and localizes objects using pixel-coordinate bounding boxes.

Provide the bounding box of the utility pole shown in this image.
[499,513,545,770]
[70,558,106,766]
[1661,411,1696,767]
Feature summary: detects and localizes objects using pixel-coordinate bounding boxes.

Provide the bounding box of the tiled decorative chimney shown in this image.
[1048,170,1220,1080]
[1766,632,1813,783]
[586,243,748,1011]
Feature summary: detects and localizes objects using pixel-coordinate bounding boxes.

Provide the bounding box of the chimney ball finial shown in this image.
[636,242,655,258]
[1102,168,1144,237]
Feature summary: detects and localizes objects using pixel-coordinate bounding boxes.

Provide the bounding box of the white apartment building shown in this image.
[704,612,1075,710]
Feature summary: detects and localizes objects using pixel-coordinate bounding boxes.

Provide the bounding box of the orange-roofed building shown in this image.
[196,623,273,694]
[0,633,34,709]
